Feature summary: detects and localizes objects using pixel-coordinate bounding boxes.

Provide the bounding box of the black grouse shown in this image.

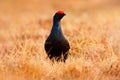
[44,10,70,62]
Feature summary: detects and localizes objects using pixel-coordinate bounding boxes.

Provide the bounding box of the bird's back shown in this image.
[45,35,70,61]
[45,34,70,53]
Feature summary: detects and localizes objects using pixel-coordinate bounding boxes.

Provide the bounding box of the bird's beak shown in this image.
[64,13,66,16]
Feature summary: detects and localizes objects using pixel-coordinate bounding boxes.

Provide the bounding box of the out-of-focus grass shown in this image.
[0,0,120,80]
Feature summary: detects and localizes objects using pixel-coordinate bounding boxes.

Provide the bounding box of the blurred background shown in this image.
[0,0,120,25]
[0,0,120,44]
[0,0,120,46]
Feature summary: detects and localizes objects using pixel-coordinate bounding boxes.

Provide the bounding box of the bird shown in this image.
[44,10,70,62]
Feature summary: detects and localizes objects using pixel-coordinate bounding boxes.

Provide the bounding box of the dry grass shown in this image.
[0,0,120,80]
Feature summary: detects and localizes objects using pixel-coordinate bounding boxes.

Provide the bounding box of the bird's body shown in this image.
[44,10,70,62]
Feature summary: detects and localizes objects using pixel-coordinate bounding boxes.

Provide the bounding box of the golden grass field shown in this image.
[0,0,120,80]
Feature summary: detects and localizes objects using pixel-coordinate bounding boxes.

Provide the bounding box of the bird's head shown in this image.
[53,10,66,22]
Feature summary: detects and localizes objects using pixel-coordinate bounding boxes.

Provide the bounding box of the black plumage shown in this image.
[44,10,70,62]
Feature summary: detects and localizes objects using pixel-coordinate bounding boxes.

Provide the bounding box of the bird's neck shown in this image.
[52,20,61,29]
[53,19,60,27]
[51,20,63,34]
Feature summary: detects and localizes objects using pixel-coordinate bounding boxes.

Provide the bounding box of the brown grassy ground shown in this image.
[0,0,120,80]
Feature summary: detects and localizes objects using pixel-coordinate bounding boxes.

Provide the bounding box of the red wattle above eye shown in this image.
[57,10,64,14]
